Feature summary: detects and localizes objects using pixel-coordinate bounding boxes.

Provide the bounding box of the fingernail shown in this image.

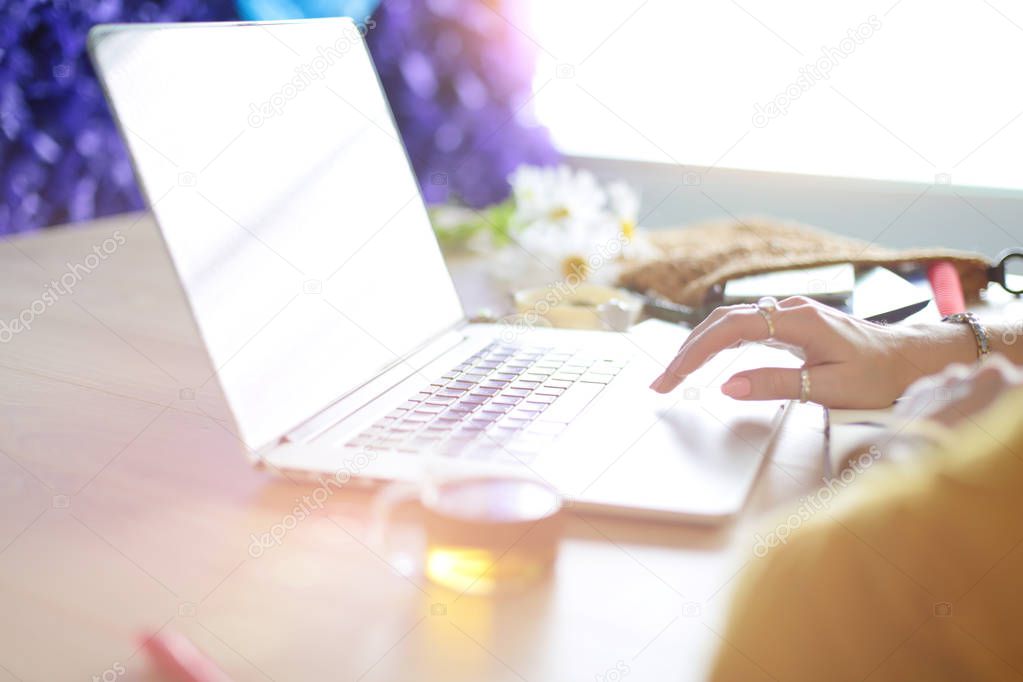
[650,374,668,392]
[721,376,752,398]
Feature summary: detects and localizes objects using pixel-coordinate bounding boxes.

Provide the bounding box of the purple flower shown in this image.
[0,0,558,235]
[367,0,559,208]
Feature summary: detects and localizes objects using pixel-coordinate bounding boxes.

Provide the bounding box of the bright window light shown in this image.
[526,0,1023,191]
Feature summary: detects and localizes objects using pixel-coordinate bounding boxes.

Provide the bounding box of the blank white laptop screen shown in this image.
[90,19,464,450]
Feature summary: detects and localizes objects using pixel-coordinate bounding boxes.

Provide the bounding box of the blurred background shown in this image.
[2,0,1022,257]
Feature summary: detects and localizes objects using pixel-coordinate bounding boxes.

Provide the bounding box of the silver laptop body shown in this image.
[89,18,792,523]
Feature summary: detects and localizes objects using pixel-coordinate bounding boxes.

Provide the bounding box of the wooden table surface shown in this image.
[0,213,833,682]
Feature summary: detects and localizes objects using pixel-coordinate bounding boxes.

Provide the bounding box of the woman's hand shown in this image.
[895,353,1023,427]
[649,296,979,408]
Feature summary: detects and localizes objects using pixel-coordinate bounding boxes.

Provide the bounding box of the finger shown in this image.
[974,353,1023,383]
[895,363,972,416]
[676,299,817,361]
[677,303,752,353]
[652,308,776,393]
[934,357,1023,423]
[721,367,802,400]
[651,305,809,393]
[722,365,853,406]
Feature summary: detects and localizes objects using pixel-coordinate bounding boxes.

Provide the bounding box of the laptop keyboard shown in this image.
[343,341,628,463]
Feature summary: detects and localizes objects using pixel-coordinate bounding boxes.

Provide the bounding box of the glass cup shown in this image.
[370,466,564,596]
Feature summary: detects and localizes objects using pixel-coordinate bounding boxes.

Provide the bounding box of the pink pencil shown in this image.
[139,631,234,682]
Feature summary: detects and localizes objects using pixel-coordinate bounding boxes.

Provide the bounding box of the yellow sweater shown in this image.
[711,387,1023,681]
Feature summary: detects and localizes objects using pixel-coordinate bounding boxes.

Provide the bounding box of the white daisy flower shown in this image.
[509,164,606,233]
[498,165,642,285]
[606,181,639,241]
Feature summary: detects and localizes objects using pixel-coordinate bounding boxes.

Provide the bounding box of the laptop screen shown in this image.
[90,19,465,449]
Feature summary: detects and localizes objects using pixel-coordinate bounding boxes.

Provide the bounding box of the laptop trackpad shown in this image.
[536,329,797,522]
[543,394,784,521]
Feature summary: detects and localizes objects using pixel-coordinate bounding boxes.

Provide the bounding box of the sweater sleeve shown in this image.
[709,387,1023,682]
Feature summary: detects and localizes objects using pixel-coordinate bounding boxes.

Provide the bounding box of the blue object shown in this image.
[237,0,379,22]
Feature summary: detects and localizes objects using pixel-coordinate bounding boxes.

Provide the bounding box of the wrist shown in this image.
[893,322,977,388]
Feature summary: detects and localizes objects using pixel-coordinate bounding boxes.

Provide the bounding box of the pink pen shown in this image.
[139,631,234,682]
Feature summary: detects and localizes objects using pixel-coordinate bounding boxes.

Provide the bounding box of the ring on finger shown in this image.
[799,367,811,403]
[755,296,778,339]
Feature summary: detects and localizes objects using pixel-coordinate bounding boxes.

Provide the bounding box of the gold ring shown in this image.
[799,367,811,403]
[755,296,778,338]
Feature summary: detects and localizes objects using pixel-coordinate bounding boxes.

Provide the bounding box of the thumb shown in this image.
[721,367,803,401]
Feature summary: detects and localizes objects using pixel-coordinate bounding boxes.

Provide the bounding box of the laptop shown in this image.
[88,18,796,523]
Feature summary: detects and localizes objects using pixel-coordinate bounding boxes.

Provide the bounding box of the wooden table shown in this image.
[1,212,841,682]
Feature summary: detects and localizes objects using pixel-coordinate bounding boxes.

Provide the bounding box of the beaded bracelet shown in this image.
[942,312,991,361]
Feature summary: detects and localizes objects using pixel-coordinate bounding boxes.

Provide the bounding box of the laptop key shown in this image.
[343,342,615,454]
[417,430,444,439]
[444,433,476,445]
[414,405,445,414]
[493,413,527,429]
[437,388,466,398]
[389,422,420,432]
